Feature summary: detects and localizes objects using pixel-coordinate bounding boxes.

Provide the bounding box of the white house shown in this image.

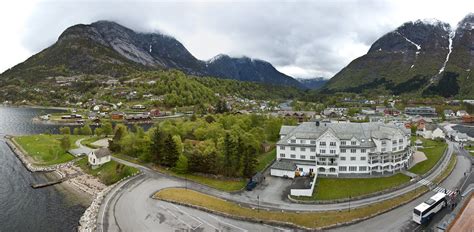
[272,121,413,177]
[453,132,469,142]
[431,128,445,140]
[88,148,112,167]
[456,110,469,117]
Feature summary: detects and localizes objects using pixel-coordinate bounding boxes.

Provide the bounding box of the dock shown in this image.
[31,178,65,189]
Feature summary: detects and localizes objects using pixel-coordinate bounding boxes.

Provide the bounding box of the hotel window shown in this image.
[382,141,387,146]
[399,146,403,150]
[382,148,386,152]
[350,157,356,161]
[399,139,403,143]
[310,140,316,145]
[310,148,316,152]
[350,149,356,153]
[340,156,346,161]
[359,166,367,171]
[320,141,326,146]
[291,139,296,143]
[300,139,305,144]
[290,154,296,158]
[280,146,285,150]
[320,157,326,161]
[291,147,296,151]
[361,149,366,153]
[320,149,326,154]
[330,142,336,147]
[349,166,357,171]
[339,166,347,171]
[330,150,336,154]
[341,141,346,145]
[280,154,285,158]
[310,156,316,160]
[392,140,397,145]
[341,148,346,153]
[301,147,306,152]
[392,147,396,152]
[360,156,366,161]
[351,141,356,145]
[300,155,306,159]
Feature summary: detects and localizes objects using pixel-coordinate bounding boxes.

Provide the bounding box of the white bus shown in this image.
[413,192,447,224]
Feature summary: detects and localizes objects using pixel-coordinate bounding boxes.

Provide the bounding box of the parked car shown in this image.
[245,172,265,191]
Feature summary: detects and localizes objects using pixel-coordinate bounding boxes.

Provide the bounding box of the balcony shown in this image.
[317,162,338,166]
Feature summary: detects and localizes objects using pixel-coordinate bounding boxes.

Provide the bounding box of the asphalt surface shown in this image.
[330,143,472,232]
[97,141,470,231]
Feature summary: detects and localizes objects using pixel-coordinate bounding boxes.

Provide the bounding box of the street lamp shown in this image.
[257,195,260,213]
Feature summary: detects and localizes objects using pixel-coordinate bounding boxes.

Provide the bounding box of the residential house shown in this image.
[443,109,455,118]
[88,148,111,167]
[110,111,124,120]
[456,110,469,117]
[149,109,161,117]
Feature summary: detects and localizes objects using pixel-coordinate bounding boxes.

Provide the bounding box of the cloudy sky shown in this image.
[0,0,472,79]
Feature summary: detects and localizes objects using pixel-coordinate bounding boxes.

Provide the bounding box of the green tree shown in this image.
[163,134,179,167]
[110,124,127,152]
[150,126,165,164]
[411,125,418,135]
[60,135,71,151]
[102,122,113,136]
[223,133,234,176]
[73,127,80,135]
[59,127,71,135]
[81,124,93,135]
[242,145,257,177]
[173,154,188,174]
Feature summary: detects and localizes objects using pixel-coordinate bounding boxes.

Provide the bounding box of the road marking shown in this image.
[209,214,248,232]
[160,205,197,229]
[170,204,203,230]
[193,215,220,231]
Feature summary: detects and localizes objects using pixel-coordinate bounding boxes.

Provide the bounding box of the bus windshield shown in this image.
[413,209,421,216]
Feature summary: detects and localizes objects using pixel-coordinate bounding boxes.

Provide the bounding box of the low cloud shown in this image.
[18,0,473,78]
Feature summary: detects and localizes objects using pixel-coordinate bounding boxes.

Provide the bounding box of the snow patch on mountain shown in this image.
[439,30,455,74]
[396,32,421,50]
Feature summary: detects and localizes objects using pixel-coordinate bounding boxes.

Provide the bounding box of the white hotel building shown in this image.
[271,121,413,178]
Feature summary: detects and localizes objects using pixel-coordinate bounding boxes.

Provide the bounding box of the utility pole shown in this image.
[349,195,351,212]
[257,195,260,213]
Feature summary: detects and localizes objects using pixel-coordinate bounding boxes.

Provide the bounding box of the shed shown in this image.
[270,160,297,178]
[88,148,112,167]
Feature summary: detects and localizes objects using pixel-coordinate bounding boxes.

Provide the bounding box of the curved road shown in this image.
[98,141,470,231]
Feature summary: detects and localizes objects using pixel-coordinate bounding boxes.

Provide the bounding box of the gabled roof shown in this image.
[93,148,111,158]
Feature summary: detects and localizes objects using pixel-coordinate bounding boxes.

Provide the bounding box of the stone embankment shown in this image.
[78,172,142,232]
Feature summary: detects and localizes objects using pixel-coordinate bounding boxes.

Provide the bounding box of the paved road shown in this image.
[330,143,472,232]
[98,173,290,232]
[98,141,468,231]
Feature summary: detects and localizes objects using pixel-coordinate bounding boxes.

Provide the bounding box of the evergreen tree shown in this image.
[150,126,165,164]
[110,124,127,152]
[163,134,179,167]
[242,145,257,177]
[223,133,234,176]
[173,154,188,174]
[232,136,244,175]
[60,135,71,151]
[81,124,93,135]
[59,127,71,135]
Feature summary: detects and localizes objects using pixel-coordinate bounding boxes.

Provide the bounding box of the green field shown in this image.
[76,158,139,185]
[256,148,276,172]
[297,173,411,201]
[409,138,447,175]
[14,134,85,166]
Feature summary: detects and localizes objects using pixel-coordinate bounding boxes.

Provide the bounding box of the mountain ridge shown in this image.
[1,20,302,88]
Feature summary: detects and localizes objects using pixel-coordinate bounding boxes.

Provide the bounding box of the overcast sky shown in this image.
[0,0,472,79]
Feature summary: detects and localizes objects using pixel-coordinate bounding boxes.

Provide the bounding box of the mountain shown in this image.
[0,21,302,88]
[323,14,474,98]
[296,77,328,89]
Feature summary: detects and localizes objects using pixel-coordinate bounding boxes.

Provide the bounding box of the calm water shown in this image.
[0,107,86,231]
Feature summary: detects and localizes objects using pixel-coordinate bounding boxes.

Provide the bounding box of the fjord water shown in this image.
[0,107,85,231]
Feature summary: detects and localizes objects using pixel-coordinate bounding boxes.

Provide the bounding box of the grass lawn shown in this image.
[113,153,247,192]
[14,134,85,166]
[80,136,103,149]
[296,173,411,201]
[255,149,276,172]
[76,157,139,185]
[158,167,246,192]
[433,154,457,184]
[409,138,447,175]
[154,186,428,229]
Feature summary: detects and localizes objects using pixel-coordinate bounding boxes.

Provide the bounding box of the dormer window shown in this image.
[290,139,296,144]
[351,141,356,145]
